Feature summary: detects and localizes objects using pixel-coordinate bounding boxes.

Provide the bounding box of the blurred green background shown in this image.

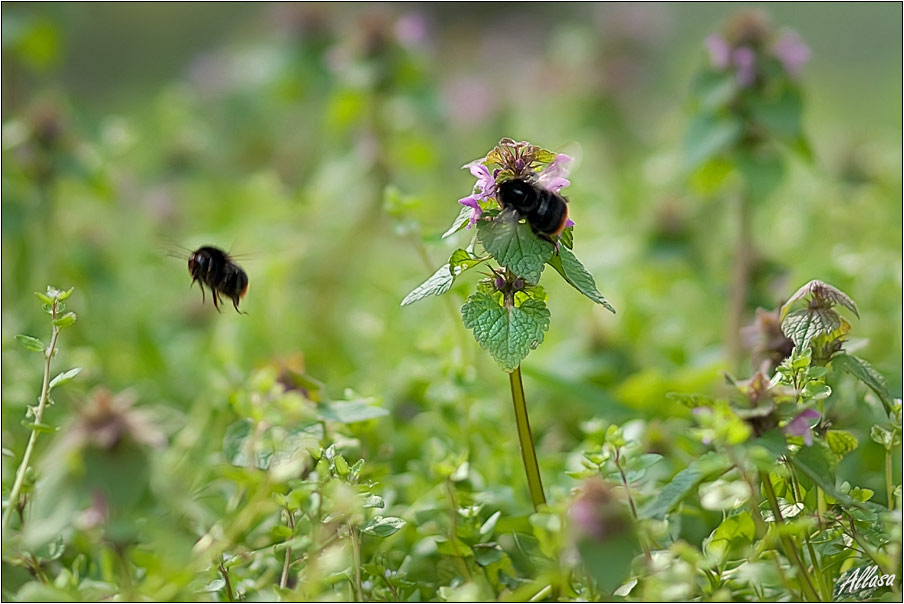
[1,2,901,597]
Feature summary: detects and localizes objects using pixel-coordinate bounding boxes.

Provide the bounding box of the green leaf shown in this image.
[34,291,54,306]
[319,400,389,424]
[684,113,743,171]
[691,69,738,111]
[460,292,550,372]
[832,353,893,414]
[870,425,900,450]
[640,451,732,519]
[477,214,554,284]
[704,511,755,562]
[21,420,58,434]
[52,312,77,328]
[57,287,75,301]
[479,511,501,537]
[473,543,504,567]
[825,430,859,459]
[359,516,406,537]
[442,205,474,239]
[734,148,785,202]
[790,445,866,509]
[781,307,840,348]
[559,226,574,250]
[48,367,81,390]
[781,280,859,320]
[449,248,486,277]
[401,264,454,306]
[547,246,615,313]
[747,85,804,141]
[15,334,45,352]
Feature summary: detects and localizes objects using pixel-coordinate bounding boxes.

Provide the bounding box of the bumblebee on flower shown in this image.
[457,138,576,242]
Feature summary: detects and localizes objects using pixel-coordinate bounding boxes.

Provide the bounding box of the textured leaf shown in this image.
[401,264,453,306]
[832,353,893,414]
[477,214,554,284]
[461,292,550,372]
[825,430,859,458]
[359,515,406,537]
[781,307,840,348]
[781,280,859,320]
[640,452,731,519]
[870,425,900,449]
[15,334,45,352]
[547,246,615,313]
[442,205,474,239]
[48,367,81,390]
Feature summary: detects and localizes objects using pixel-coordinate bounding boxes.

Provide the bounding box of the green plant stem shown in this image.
[727,191,752,372]
[886,449,895,510]
[347,520,364,602]
[2,305,61,536]
[509,366,546,510]
[760,471,821,601]
[613,449,652,562]
[280,508,296,589]
[218,557,235,602]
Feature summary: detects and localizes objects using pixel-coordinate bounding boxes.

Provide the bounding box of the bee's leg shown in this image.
[212,289,222,312]
[232,296,246,315]
[194,279,207,303]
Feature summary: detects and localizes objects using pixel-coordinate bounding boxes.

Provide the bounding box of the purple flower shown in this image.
[772,30,810,78]
[706,34,732,69]
[785,408,820,446]
[732,46,757,87]
[458,159,498,228]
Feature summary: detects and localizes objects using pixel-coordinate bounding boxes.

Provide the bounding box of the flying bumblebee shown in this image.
[497,177,570,241]
[187,246,249,313]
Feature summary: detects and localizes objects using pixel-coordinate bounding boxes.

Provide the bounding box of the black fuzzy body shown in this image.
[187,246,248,313]
[497,178,569,239]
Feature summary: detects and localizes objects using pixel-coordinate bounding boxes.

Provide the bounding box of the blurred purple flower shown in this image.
[706,34,732,69]
[732,46,757,87]
[772,30,811,78]
[394,12,428,48]
[458,160,497,228]
[785,408,820,446]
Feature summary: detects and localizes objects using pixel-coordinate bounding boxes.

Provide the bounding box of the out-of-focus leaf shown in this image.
[703,511,755,562]
[15,334,45,352]
[319,400,389,424]
[49,367,81,390]
[640,452,732,519]
[684,113,742,171]
[832,353,893,414]
[360,516,406,537]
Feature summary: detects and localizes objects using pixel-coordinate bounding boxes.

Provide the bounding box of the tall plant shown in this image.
[403,138,614,509]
